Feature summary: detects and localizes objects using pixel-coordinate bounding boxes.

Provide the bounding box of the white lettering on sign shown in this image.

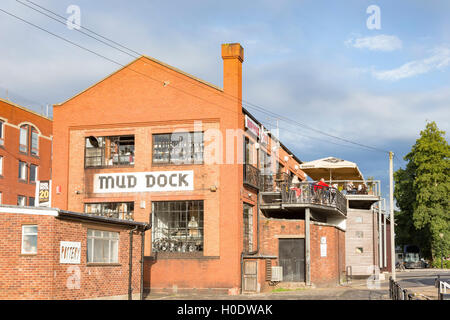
[93,170,194,193]
[60,241,81,264]
[260,127,269,146]
[245,115,260,138]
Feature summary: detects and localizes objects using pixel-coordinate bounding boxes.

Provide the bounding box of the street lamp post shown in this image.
[439,233,444,269]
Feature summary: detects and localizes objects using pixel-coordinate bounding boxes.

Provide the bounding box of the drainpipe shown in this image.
[140,230,145,300]
[305,207,311,286]
[128,226,138,300]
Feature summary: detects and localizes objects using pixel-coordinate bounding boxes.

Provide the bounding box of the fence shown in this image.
[436,275,450,300]
[389,277,420,300]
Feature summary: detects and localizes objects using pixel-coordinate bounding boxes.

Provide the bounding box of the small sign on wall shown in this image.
[35,180,51,207]
[320,236,327,257]
[60,241,81,264]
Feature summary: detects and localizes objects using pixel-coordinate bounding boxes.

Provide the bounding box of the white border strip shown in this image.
[0,205,58,216]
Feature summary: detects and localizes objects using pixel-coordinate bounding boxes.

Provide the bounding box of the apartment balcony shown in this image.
[260,174,347,218]
[332,180,381,210]
[244,164,260,190]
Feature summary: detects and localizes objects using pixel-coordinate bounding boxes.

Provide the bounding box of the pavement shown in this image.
[145,279,390,300]
[144,269,450,300]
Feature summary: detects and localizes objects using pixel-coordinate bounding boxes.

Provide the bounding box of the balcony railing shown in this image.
[260,174,347,216]
[244,164,260,190]
[329,180,381,197]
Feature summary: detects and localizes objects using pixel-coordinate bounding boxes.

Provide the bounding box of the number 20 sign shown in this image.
[38,181,51,206]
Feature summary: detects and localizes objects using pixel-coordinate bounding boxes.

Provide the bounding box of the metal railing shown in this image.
[436,276,450,300]
[244,164,260,190]
[329,180,381,197]
[389,277,421,300]
[260,174,347,216]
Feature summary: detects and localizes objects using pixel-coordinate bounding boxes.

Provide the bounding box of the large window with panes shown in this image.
[19,125,39,155]
[87,229,119,264]
[152,200,204,253]
[22,225,38,254]
[85,202,134,220]
[85,135,135,168]
[152,132,204,165]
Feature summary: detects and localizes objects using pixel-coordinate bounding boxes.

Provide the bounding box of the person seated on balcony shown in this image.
[346,181,356,195]
[358,183,367,194]
[290,175,301,202]
[330,183,338,204]
[314,178,329,203]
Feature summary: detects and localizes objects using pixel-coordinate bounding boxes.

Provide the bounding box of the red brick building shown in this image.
[0,205,149,300]
[0,98,52,206]
[51,43,347,295]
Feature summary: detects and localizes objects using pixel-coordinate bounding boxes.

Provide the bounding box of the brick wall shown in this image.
[259,215,344,288]
[0,99,52,206]
[0,211,143,300]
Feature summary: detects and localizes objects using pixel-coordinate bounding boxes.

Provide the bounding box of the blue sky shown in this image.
[0,0,449,208]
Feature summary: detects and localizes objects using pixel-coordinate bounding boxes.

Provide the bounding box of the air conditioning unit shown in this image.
[271,266,283,282]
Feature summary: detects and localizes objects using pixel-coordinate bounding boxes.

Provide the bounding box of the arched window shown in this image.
[19,124,39,155]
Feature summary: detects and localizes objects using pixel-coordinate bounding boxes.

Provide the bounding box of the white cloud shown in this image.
[373,46,450,81]
[346,34,402,52]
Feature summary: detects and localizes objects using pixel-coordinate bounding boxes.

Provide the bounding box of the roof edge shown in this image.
[0,97,53,121]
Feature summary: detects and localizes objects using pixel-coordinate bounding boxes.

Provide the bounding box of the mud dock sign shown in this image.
[93,170,194,193]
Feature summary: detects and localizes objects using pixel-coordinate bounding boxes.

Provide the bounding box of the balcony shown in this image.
[260,173,347,217]
[331,180,381,210]
[244,164,260,190]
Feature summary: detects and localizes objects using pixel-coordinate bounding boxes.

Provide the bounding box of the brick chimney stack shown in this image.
[221,43,244,112]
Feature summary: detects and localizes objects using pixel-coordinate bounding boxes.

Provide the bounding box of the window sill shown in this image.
[150,252,208,259]
[85,165,135,169]
[152,162,204,167]
[20,253,37,256]
[86,263,121,267]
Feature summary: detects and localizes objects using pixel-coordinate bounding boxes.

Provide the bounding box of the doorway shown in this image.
[278,238,305,282]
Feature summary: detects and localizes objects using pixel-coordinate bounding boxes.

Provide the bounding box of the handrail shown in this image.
[244,164,260,190]
[260,176,347,216]
[440,280,450,294]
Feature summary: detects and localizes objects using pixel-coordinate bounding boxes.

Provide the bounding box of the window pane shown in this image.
[23,235,37,253]
[110,239,118,263]
[29,197,35,207]
[87,238,93,262]
[19,126,28,152]
[22,226,38,254]
[31,130,39,155]
[152,200,204,253]
[153,134,170,163]
[0,157,3,175]
[17,196,26,206]
[23,225,37,234]
[30,165,37,182]
[19,162,27,180]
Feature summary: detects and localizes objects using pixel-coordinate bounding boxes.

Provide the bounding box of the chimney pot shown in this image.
[221,43,244,62]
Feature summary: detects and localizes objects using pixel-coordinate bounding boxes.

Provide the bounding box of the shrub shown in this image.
[432,258,450,269]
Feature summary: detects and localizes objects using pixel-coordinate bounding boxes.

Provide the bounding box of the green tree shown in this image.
[394,121,450,260]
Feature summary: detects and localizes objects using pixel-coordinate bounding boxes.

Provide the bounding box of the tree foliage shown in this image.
[394,121,449,259]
